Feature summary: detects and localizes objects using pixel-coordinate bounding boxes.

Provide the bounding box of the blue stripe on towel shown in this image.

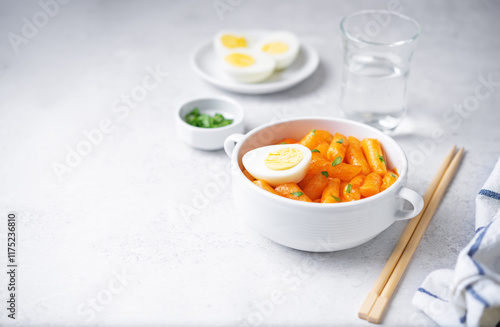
[459,314,466,324]
[466,285,490,307]
[468,221,492,257]
[417,287,448,302]
[475,226,484,234]
[471,259,485,275]
[478,189,500,200]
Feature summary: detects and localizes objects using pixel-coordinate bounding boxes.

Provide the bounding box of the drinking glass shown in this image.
[340,10,421,131]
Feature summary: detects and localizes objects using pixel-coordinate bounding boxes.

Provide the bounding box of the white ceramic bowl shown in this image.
[224,117,424,252]
[176,96,245,150]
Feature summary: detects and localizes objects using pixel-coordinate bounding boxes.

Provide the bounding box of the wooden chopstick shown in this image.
[358,145,457,320]
[367,147,464,323]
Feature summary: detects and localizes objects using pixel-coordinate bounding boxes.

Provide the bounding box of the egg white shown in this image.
[222,48,276,83]
[256,31,300,70]
[242,144,312,187]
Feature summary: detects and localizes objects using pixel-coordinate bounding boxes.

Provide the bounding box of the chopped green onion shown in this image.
[331,195,341,202]
[184,108,233,128]
[331,156,342,167]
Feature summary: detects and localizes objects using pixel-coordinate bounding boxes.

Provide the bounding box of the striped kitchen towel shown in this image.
[413,156,500,326]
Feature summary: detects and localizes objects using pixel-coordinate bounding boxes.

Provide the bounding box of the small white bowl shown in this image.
[224,117,424,252]
[176,96,245,150]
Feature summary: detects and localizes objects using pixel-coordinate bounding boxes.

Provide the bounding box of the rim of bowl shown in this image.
[233,116,408,208]
[176,96,245,133]
[340,10,421,47]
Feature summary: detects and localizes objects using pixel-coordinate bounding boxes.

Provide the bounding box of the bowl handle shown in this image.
[394,187,424,221]
[224,133,244,158]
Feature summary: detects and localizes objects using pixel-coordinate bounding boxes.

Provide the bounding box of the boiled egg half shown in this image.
[242,144,311,187]
[222,49,276,83]
[257,31,300,70]
[214,30,257,57]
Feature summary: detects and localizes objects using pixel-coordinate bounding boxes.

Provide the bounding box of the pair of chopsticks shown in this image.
[359,145,464,324]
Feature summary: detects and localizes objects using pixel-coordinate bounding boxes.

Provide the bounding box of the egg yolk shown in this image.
[265,148,303,171]
[221,35,247,48]
[262,42,289,54]
[225,53,255,67]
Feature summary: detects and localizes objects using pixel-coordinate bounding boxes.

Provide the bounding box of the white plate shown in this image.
[190,39,320,95]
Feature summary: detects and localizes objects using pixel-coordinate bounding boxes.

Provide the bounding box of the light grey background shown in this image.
[0,0,499,326]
